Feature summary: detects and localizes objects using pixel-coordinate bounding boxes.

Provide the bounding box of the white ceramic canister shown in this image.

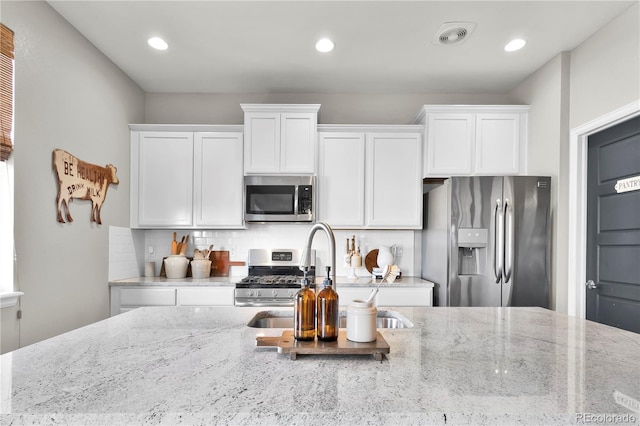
[346,300,377,342]
[190,259,212,279]
[164,255,189,279]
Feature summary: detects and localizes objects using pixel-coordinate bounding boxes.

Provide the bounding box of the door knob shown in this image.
[586,280,597,289]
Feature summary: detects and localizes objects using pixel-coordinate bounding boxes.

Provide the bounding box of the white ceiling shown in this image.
[47,0,636,94]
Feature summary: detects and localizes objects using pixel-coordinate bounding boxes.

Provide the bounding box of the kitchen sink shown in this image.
[247,309,414,329]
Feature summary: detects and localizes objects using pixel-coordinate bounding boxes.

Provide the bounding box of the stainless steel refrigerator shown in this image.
[421,176,551,307]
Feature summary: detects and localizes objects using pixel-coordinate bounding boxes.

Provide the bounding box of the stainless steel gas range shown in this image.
[234,248,316,307]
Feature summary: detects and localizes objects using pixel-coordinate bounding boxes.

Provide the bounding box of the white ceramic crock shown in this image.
[190,259,212,279]
[346,299,377,342]
[164,255,189,279]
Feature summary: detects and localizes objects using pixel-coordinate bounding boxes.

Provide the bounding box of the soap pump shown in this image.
[316,266,339,341]
[294,272,316,341]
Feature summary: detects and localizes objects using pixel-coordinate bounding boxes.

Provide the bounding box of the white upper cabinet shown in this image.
[130,125,244,229]
[426,114,474,175]
[194,132,244,228]
[242,104,320,174]
[414,105,528,177]
[474,113,521,175]
[317,126,423,229]
[132,131,194,227]
[318,132,366,227]
[366,132,422,228]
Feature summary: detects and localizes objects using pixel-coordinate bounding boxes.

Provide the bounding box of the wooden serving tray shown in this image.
[256,330,389,361]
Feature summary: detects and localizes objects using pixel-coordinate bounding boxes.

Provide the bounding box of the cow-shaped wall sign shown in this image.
[52,149,119,224]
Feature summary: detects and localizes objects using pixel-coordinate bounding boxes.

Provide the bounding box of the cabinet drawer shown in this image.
[337,287,373,306]
[377,287,433,307]
[120,288,176,306]
[177,287,235,306]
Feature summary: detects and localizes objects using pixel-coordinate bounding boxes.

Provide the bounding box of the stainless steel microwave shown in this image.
[243,175,315,223]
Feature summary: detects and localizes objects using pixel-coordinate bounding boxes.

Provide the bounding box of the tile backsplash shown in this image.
[110,224,420,279]
[108,226,145,281]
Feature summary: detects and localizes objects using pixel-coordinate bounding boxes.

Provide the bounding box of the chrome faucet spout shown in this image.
[300,222,336,289]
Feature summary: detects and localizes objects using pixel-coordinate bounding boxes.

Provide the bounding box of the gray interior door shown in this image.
[586,115,640,333]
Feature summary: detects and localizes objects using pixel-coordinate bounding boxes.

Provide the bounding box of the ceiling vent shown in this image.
[432,22,477,46]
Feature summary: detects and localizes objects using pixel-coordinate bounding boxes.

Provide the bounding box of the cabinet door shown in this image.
[176,287,235,306]
[426,114,474,176]
[377,287,433,307]
[194,132,244,227]
[280,112,316,173]
[318,132,365,227]
[120,288,177,306]
[244,112,280,173]
[366,133,422,228]
[475,114,520,175]
[134,132,194,227]
[337,287,374,306]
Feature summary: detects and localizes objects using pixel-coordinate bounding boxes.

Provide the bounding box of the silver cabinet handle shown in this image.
[494,199,504,284]
[586,280,597,289]
[504,199,514,284]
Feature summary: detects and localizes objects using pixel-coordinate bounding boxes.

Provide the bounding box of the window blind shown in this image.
[1,23,14,161]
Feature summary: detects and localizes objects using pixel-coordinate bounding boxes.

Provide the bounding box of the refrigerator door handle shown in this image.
[494,198,504,283]
[504,199,514,284]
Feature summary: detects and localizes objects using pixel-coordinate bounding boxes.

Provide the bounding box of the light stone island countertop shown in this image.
[2,306,639,426]
[109,275,434,288]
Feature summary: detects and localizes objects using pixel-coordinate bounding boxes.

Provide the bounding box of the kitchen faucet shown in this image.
[299,222,336,290]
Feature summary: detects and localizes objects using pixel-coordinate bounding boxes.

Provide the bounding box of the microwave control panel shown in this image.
[298,185,313,214]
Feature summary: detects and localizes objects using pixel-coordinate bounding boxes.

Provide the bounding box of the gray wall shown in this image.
[1,1,145,351]
[507,3,639,313]
[145,92,510,125]
[569,2,640,129]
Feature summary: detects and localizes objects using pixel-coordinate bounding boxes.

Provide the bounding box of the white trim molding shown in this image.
[0,291,23,309]
[568,100,640,318]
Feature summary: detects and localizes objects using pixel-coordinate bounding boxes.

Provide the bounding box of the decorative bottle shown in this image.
[317,266,339,341]
[294,275,316,341]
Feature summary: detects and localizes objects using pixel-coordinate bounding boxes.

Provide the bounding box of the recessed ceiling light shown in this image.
[504,38,526,52]
[148,37,168,51]
[315,38,335,53]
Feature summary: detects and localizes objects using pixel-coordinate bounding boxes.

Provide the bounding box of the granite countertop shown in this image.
[109,276,434,288]
[2,307,639,425]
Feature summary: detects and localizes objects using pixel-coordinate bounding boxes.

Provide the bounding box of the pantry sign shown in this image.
[614,175,640,194]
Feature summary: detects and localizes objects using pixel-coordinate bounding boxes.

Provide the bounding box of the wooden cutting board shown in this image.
[364,249,379,274]
[210,250,245,277]
[256,330,389,361]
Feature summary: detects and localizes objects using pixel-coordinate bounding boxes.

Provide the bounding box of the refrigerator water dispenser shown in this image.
[457,228,488,275]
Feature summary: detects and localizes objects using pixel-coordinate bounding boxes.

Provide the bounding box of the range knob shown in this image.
[288,290,295,297]
[248,290,254,297]
[272,289,278,297]
[256,290,262,297]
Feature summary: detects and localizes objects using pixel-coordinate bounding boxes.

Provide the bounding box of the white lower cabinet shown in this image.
[337,287,373,306]
[377,287,433,307]
[110,286,235,316]
[177,287,235,306]
[337,286,433,307]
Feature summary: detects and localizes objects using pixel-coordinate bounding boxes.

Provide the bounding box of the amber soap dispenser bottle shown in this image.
[294,275,316,341]
[317,266,339,341]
